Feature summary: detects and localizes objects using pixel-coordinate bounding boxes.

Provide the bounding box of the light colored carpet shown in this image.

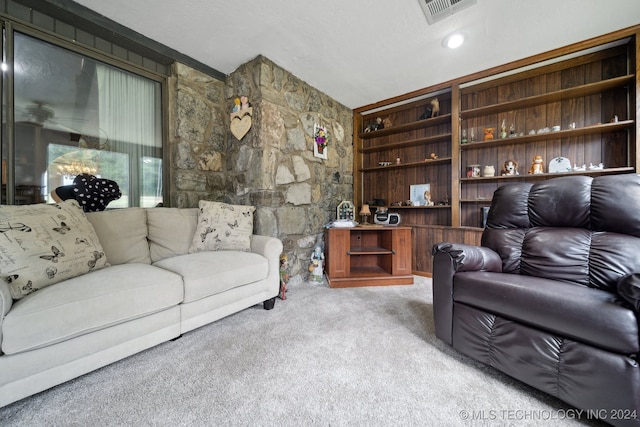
[0,277,606,426]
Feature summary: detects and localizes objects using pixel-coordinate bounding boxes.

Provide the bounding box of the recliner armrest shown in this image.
[432,243,502,273]
[431,243,501,345]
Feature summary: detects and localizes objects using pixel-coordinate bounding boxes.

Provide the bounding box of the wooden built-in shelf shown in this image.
[460,121,634,151]
[460,167,635,183]
[358,114,451,139]
[460,75,635,119]
[360,133,451,153]
[360,157,451,172]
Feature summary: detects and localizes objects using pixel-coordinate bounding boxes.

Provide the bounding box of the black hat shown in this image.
[72,174,121,212]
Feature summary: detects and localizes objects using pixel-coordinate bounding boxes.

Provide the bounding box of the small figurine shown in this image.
[529,155,545,174]
[418,98,440,120]
[588,162,604,170]
[240,95,251,110]
[430,98,440,117]
[232,98,241,113]
[424,191,434,206]
[500,119,508,139]
[279,253,289,300]
[509,123,517,137]
[501,159,519,176]
[383,117,392,128]
[573,164,586,171]
[461,129,468,144]
[309,245,325,283]
[483,127,494,141]
[364,117,384,132]
[428,152,438,160]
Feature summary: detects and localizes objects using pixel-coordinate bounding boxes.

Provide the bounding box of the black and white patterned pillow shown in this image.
[0,200,109,300]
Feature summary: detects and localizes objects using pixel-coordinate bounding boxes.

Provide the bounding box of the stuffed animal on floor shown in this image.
[529,155,545,174]
[500,159,519,176]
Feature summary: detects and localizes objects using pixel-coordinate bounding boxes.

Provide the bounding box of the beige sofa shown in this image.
[0,203,282,408]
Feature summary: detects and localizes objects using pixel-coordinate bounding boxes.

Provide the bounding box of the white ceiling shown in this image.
[72,0,640,109]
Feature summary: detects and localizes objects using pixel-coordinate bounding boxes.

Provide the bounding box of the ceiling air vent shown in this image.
[418,0,478,25]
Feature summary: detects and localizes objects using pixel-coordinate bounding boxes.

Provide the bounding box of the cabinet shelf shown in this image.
[460,121,634,151]
[360,133,451,154]
[359,114,451,139]
[361,157,451,172]
[460,75,635,119]
[460,166,635,183]
[348,247,394,255]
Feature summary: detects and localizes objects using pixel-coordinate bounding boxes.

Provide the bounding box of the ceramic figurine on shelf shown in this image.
[418,98,440,120]
[483,127,494,141]
[383,117,392,128]
[364,117,384,132]
[461,129,468,144]
[424,190,434,206]
[470,128,476,143]
[529,155,545,174]
[500,119,508,139]
[589,162,604,170]
[509,123,517,137]
[501,159,519,176]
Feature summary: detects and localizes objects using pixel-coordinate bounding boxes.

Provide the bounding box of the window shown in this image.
[3,30,163,207]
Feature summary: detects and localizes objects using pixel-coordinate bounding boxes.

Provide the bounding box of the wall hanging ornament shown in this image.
[230,96,252,140]
[313,122,329,159]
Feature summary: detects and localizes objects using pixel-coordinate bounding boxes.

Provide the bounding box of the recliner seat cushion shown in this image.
[1,263,184,355]
[453,271,639,354]
[153,251,268,303]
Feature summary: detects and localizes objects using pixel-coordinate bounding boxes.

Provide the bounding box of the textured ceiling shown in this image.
[72,0,640,109]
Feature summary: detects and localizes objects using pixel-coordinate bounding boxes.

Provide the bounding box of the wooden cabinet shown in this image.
[325,226,413,288]
[353,26,639,276]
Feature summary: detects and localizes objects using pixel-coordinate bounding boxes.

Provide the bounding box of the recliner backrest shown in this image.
[481,174,640,293]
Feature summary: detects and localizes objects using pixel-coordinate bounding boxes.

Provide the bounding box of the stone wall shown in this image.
[169,57,353,284]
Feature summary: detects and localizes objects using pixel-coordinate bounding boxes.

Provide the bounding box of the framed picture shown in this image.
[313,123,329,159]
[410,183,430,206]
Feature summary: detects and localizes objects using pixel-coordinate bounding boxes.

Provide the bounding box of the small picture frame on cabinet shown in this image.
[410,183,430,206]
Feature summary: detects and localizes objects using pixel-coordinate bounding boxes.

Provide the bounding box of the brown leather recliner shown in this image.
[433,174,640,427]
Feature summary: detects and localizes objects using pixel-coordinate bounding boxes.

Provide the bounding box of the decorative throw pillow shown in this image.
[0,200,109,300]
[189,201,255,253]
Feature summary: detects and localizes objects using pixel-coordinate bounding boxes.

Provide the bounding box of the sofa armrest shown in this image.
[432,243,502,345]
[251,235,284,296]
[0,280,12,355]
[618,273,640,312]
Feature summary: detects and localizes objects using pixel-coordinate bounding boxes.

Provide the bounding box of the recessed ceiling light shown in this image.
[444,33,465,49]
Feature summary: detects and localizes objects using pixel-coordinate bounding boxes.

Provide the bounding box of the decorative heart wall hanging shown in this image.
[230,96,252,141]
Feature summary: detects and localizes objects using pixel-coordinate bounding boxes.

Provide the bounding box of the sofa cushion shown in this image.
[147,207,198,263]
[1,263,184,355]
[87,208,151,265]
[453,271,639,354]
[189,201,255,253]
[0,200,109,300]
[153,251,268,303]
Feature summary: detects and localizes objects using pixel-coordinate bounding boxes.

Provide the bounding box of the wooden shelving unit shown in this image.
[352,26,639,276]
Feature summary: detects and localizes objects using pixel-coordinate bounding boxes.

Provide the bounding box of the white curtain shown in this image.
[96,64,162,205]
